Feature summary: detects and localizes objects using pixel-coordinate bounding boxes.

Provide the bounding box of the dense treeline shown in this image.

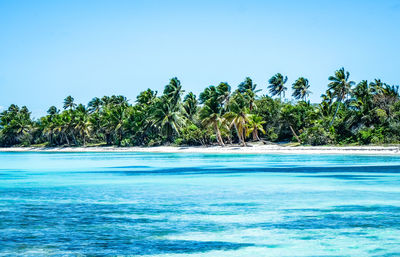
[1,67,400,147]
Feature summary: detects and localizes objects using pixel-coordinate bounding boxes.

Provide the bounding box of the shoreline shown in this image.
[0,145,399,155]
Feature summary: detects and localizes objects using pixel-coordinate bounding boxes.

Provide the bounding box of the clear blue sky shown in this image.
[1,0,400,117]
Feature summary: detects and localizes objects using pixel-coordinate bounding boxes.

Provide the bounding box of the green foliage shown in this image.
[63,95,76,110]
[268,73,288,99]
[292,77,311,101]
[1,70,400,147]
[120,138,132,147]
[300,124,334,146]
[199,83,231,146]
[0,105,33,146]
[180,124,212,146]
[173,137,183,146]
[266,128,278,141]
[356,127,386,145]
[225,92,250,146]
[183,92,198,120]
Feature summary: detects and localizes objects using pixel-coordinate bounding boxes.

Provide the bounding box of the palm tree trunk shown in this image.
[105,133,112,145]
[233,123,240,145]
[72,134,77,145]
[64,133,70,146]
[330,101,341,126]
[241,120,247,146]
[214,122,225,146]
[252,129,258,141]
[241,130,246,146]
[233,122,246,146]
[289,125,301,143]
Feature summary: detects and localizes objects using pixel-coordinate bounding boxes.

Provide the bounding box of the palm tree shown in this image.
[327,67,355,126]
[13,106,32,145]
[183,92,198,120]
[352,80,373,111]
[151,97,185,141]
[164,77,184,107]
[73,104,91,145]
[148,78,186,141]
[292,77,311,102]
[384,84,400,97]
[216,82,231,110]
[88,97,103,113]
[199,85,228,146]
[51,111,72,146]
[137,89,157,106]
[0,105,33,146]
[238,77,261,111]
[101,103,129,145]
[63,95,76,110]
[268,73,288,99]
[200,110,226,146]
[319,90,335,117]
[225,92,250,146]
[370,79,385,95]
[246,114,266,141]
[346,80,375,127]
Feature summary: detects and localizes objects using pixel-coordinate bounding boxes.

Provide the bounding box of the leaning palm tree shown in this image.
[199,85,228,146]
[327,67,355,126]
[292,77,311,101]
[200,110,226,146]
[268,73,288,99]
[238,77,254,93]
[238,77,261,111]
[224,92,250,146]
[246,114,266,141]
[63,95,76,110]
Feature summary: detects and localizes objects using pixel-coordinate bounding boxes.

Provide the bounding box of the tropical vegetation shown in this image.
[1,68,400,147]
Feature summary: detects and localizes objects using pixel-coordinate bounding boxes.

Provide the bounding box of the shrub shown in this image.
[147,138,163,147]
[300,125,334,146]
[267,128,278,141]
[180,124,212,146]
[173,137,183,146]
[356,127,385,145]
[120,138,132,147]
[19,133,32,147]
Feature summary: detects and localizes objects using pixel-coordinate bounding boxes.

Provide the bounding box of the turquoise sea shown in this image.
[1,152,400,256]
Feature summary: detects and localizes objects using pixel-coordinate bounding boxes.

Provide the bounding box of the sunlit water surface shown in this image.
[1,152,400,256]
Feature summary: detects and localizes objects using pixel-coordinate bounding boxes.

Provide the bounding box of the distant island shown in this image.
[1,67,399,148]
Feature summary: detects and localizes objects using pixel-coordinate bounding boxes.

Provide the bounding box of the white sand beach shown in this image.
[1,144,399,155]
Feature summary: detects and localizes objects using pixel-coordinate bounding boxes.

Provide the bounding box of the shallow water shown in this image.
[1,152,400,256]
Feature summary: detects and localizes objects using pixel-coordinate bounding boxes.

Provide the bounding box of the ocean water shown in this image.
[1,152,400,256]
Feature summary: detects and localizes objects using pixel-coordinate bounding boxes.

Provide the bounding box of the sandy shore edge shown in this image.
[0,145,399,155]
